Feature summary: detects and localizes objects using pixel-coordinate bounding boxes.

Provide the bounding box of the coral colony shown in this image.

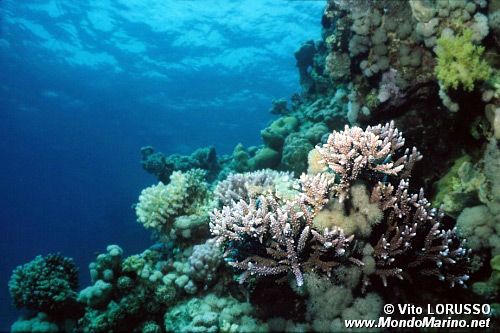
[8,0,500,332]
[210,122,469,290]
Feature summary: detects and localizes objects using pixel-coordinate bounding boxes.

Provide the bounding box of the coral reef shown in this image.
[432,155,485,216]
[55,240,224,331]
[185,239,223,286]
[269,98,290,116]
[473,255,500,300]
[302,273,383,332]
[316,122,422,201]
[141,146,220,183]
[214,169,296,206]
[454,139,500,257]
[313,182,382,237]
[9,0,500,331]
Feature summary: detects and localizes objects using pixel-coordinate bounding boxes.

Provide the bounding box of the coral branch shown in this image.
[210,174,355,286]
[316,121,422,201]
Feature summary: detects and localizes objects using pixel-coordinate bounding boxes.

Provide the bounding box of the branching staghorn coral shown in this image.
[316,121,422,201]
[210,173,358,287]
[315,123,469,288]
[368,179,469,287]
[212,122,470,290]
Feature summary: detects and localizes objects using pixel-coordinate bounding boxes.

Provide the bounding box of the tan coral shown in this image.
[307,148,326,175]
[313,183,382,237]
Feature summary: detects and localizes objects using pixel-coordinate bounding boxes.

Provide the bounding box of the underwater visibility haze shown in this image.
[1,0,500,332]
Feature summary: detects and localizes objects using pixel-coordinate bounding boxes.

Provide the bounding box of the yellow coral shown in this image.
[307,148,326,175]
[435,29,490,92]
[313,183,382,237]
[135,169,210,233]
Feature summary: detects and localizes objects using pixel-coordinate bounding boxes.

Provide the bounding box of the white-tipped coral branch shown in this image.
[316,121,422,201]
[210,174,357,287]
[369,179,470,287]
[211,122,469,289]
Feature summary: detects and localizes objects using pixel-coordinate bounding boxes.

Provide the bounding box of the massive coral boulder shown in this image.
[9,253,79,313]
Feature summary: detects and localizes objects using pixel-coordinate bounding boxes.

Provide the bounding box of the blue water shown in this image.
[0,0,324,329]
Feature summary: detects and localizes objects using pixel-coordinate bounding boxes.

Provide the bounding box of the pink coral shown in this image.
[210,173,358,286]
[316,121,421,201]
[211,123,469,289]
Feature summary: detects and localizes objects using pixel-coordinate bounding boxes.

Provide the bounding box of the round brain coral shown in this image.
[8,253,79,313]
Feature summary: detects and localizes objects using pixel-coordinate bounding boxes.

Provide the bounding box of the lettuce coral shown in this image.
[435,29,490,92]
